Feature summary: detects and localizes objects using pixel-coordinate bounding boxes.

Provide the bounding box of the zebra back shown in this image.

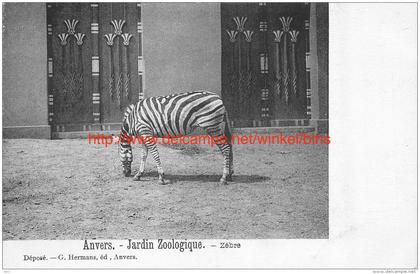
[128,91,227,137]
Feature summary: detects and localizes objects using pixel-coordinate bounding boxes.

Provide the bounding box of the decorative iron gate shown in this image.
[221,3,311,127]
[47,3,144,133]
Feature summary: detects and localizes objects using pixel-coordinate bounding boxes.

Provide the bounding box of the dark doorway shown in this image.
[47,3,144,134]
[221,3,310,127]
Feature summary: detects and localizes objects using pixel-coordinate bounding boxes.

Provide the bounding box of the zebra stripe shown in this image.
[119,91,233,185]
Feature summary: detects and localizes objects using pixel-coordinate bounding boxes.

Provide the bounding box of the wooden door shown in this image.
[221,3,310,127]
[47,3,144,133]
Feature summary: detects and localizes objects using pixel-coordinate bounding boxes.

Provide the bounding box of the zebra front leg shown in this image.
[145,141,166,185]
[133,145,148,181]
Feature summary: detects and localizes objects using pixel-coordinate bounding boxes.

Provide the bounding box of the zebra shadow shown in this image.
[133,172,270,184]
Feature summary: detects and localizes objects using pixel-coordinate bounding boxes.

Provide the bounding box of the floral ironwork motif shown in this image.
[289,30,299,43]
[111,19,126,35]
[226,30,238,43]
[104,33,116,46]
[64,19,79,35]
[243,30,254,42]
[55,19,86,109]
[225,16,257,121]
[106,18,134,106]
[57,33,69,46]
[233,16,247,32]
[279,16,293,32]
[223,5,309,126]
[121,33,133,46]
[74,33,85,46]
[272,30,283,96]
[277,17,294,104]
[272,30,283,43]
[289,30,299,96]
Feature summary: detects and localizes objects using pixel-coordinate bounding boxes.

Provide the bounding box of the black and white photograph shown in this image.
[1,1,417,271]
[3,2,329,240]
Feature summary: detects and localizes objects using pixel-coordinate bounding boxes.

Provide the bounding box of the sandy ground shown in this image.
[3,138,328,239]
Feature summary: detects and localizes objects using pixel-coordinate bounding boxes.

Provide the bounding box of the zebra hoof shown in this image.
[133,174,142,181]
[219,178,228,185]
[158,179,166,185]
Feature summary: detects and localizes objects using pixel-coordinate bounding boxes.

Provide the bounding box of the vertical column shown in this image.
[309,3,319,122]
[47,4,54,124]
[91,3,101,124]
[137,3,145,100]
[305,10,311,119]
[258,2,268,127]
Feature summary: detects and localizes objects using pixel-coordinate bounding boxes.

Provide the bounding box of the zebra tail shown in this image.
[223,111,232,144]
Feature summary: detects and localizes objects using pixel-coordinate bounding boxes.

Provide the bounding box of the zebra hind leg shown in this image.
[145,141,166,185]
[133,145,148,181]
[205,127,231,185]
[226,144,234,182]
[215,141,231,185]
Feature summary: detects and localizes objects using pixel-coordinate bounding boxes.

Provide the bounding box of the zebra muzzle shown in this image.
[123,167,131,177]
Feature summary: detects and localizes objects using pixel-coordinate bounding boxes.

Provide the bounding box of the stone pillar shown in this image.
[3,3,51,138]
[309,3,320,125]
[309,3,329,133]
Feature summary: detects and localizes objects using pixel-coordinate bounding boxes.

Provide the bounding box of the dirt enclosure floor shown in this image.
[3,138,328,239]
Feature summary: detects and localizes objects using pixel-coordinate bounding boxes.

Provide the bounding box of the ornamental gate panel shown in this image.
[221,3,311,127]
[47,3,145,133]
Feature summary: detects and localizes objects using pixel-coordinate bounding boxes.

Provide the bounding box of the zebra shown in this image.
[119,90,233,185]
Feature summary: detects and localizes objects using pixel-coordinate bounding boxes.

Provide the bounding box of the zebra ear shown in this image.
[124,104,135,113]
